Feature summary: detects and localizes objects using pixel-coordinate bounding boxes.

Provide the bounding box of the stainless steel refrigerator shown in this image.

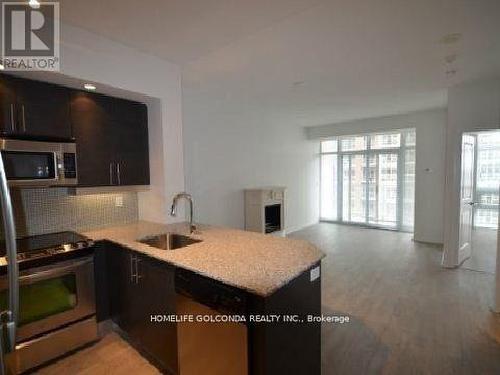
[0,154,19,375]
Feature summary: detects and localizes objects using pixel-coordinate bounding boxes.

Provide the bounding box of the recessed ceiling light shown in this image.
[439,33,462,45]
[28,0,40,9]
[83,83,96,91]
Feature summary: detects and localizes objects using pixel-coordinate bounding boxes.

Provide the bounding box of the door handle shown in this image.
[17,256,93,283]
[109,162,114,185]
[21,104,26,133]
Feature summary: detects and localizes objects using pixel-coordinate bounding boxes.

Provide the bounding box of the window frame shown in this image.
[319,128,416,232]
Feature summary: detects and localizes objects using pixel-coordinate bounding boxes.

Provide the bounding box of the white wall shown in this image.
[306,108,447,244]
[55,23,185,223]
[182,106,320,232]
[442,77,500,267]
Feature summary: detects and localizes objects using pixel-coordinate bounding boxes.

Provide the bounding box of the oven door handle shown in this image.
[17,257,93,285]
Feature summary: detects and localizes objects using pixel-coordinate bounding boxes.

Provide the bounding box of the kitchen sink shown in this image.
[138,233,202,250]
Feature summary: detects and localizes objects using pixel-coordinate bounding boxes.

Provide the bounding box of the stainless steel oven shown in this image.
[0,256,97,373]
[0,138,77,187]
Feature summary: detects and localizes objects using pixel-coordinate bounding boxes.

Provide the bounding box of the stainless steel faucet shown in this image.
[170,192,196,233]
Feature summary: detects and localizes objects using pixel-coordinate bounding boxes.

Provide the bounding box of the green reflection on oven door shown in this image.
[0,274,77,326]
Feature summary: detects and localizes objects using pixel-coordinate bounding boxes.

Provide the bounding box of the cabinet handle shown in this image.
[130,254,136,283]
[109,162,114,185]
[117,162,121,185]
[21,104,26,132]
[9,104,15,132]
[135,257,141,284]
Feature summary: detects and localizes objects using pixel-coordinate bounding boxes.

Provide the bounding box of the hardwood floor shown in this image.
[289,223,500,375]
[39,223,500,374]
[462,228,497,274]
[37,333,159,375]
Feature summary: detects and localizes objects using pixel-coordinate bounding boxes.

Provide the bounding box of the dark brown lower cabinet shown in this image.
[135,255,178,374]
[105,243,178,374]
[98,242,320,375]
[247,263,321,375]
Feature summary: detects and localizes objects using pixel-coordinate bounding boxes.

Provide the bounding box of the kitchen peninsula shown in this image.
[87,221,324,375]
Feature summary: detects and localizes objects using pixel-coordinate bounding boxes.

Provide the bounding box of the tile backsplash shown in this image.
[4,188,138,238]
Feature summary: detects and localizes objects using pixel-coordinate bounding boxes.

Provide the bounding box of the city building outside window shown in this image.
[320,129,415,231]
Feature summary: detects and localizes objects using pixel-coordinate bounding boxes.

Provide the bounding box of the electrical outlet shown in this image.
[115,195,124,207]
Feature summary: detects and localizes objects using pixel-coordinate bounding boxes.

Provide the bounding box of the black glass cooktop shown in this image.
[14,231,89,254]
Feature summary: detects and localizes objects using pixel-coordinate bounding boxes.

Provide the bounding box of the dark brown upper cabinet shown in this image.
[70,91,116,187]
[70,91,149,187]
[111,97,150,186]
[0,73,72,140]
[0,73,149,187]
[0,74,17,134]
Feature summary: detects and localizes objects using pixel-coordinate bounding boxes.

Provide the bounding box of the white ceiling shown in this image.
[59,0,324,65]
[60,0,500,126]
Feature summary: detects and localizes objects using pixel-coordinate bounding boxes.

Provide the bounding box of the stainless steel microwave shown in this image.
[0,138,77,186]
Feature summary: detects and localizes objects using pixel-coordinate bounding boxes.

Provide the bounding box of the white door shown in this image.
[367,152,399,228]
[459,134,476,259]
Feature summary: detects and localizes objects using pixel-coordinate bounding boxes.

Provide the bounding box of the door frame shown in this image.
[457,133,476,263]
[441,128,500,270]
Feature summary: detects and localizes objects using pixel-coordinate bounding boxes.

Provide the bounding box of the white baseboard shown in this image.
[284,220,319,235]
[412,238,444,247]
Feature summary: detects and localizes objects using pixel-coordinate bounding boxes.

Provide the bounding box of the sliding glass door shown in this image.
[341,154,367,223]
[368,152,399,227]
[320,129,415,231]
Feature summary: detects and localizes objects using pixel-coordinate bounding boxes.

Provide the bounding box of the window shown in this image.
[474,132,500,228]
[370,133,400,149]
[321,140,338,153]
[341,136,367,151]
[320,129,415,231]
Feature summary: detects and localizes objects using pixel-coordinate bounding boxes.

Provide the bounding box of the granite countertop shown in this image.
[83,221,324,297]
